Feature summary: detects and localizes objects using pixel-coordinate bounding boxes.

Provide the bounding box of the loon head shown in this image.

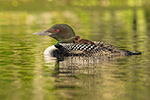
[73,35,81,42]
[33,24,75,43]
[73,35,81,43]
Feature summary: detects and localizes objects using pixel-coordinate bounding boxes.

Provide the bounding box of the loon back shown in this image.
[53,42,141,57]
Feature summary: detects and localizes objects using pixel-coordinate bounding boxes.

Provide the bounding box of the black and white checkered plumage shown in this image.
[62,43,97,52]
[53,42,141,57]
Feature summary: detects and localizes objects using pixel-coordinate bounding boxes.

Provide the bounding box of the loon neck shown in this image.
[55,42,60,46]
[54,42,63,48]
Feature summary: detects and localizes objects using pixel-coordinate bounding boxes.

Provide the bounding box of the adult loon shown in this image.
[33,24,141,57]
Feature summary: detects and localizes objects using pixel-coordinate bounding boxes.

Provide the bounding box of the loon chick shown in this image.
[73,35,96,45]
[33,24,141,56]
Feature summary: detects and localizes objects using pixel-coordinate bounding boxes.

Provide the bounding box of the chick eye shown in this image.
[56,29,59,32]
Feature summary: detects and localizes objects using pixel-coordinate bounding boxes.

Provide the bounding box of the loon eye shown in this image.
[56,29,59,32]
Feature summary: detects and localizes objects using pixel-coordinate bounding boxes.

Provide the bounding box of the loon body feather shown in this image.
[54,42,141,57]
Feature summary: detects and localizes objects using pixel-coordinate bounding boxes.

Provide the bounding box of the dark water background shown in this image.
[0,0,150,100]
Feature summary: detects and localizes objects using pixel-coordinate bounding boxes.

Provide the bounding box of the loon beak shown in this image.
[33,31,52,36]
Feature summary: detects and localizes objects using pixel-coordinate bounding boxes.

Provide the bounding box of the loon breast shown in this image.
[44,45,58,55]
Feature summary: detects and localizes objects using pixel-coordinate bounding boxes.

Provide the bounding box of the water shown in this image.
[0,0,150,100]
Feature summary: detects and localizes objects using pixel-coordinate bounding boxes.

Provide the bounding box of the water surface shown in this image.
[0,0,150,100]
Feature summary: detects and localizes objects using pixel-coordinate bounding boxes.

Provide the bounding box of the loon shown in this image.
[33,24,141,57]
[73,35,96,45]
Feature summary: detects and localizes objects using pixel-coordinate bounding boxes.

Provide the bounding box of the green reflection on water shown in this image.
[0,0,150,100]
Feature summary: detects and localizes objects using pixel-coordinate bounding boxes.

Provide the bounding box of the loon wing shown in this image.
[59,42,141,56]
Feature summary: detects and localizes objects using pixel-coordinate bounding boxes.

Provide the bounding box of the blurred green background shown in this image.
[0,0,150,100]
[0,0,150,48]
